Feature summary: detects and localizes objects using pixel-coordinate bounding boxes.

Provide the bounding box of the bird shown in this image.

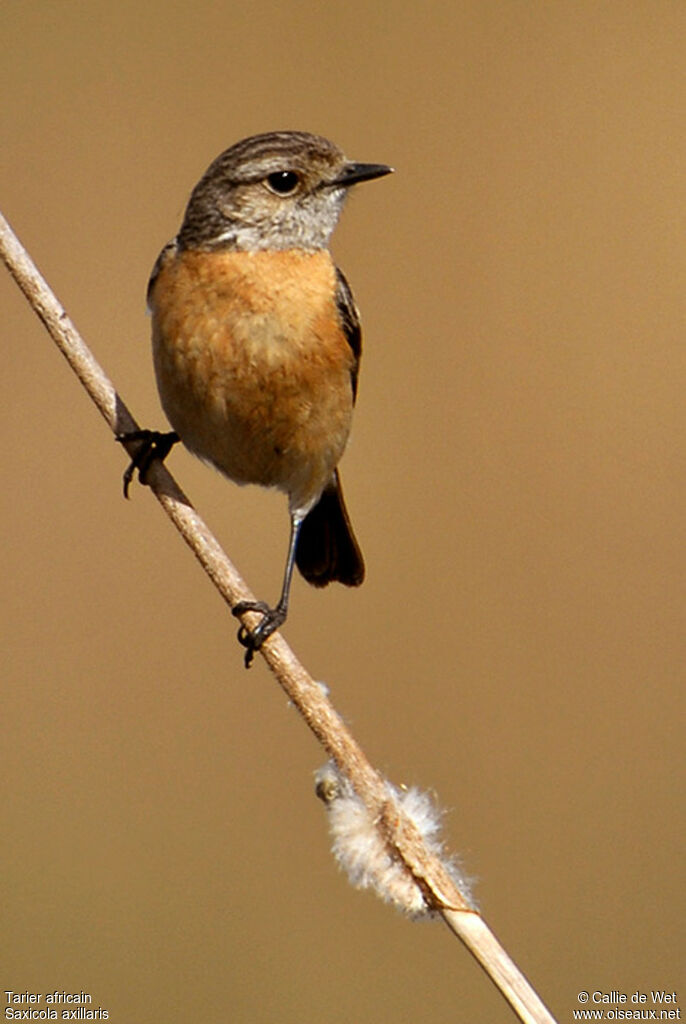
[120,131,392,665]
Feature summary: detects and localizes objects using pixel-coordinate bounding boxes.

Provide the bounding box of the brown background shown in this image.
[1,2,684,1021]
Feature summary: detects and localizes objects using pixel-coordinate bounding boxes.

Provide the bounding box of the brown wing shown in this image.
[146,238,178,310]
[334,267,362,403]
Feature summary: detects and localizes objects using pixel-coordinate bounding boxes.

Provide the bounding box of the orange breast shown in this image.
[149,247,356,512]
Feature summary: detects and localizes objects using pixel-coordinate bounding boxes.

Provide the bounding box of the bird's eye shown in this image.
[266,170,300,195]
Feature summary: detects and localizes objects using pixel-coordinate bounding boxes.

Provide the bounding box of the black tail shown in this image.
[295,471,365,588]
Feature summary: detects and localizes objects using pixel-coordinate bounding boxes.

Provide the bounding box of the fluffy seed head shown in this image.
[315,763,476,918]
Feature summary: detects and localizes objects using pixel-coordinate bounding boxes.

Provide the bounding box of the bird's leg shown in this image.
[116,429,180,498]
[233,510,304,667]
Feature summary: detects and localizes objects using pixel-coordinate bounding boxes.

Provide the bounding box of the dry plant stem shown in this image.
[0,209,557,1024]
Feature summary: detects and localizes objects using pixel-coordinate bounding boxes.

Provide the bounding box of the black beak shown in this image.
[329,162,394,188]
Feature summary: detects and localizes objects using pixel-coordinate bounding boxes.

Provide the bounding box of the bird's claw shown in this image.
[116,429,180,497]
[232,601,286,668]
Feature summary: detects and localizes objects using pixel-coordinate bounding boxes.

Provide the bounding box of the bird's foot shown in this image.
[232,600,287,668]
[116,429,180,497]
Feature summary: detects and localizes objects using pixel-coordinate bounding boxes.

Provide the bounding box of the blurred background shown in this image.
[1,2,684,1021]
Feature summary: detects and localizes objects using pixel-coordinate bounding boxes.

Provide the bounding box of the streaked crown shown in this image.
[177,131,392,252]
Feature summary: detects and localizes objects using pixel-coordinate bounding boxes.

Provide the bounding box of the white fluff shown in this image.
[315,763,476,918]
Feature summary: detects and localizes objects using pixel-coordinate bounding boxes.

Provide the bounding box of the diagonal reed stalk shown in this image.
[0,209,557,1024]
